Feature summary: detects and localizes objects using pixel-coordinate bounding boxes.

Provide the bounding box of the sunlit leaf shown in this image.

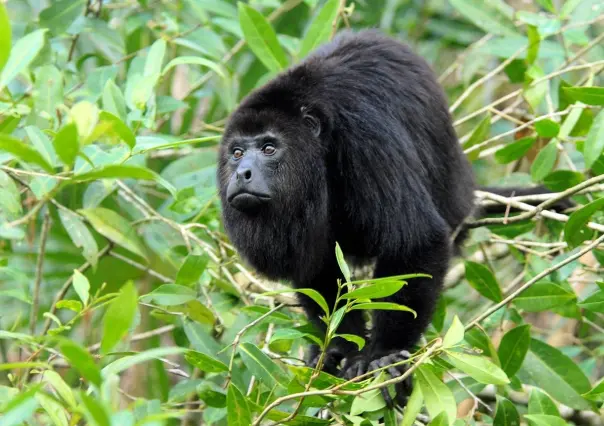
[341,279,406,300]
[102,79,127,122]
[0,29,47,92]
[442,315,464,349]
[239,342,290,389]
[58,209,99,269]
[514,282,576,312]
[52,123,79,166]
[564,197,604,248]
[185,350,229,373]
[517,339,592,410]
[101,281,138,353]
[141,284,197,306]
[79,208,148,260]
[449,0,517,36]
[0,3,10,71]
[227,384,251,426]
[0,134,54,173]
[528,389,560,416]
[578,290,604,313]
[57,340,102,388]
[534,119,559,138]
[176,253,209,286]
[238,3,287,73]
[79,392,110,426]
[530,140,558,182]
[416,365,457,424]
[583,110,604,168]
[299,0,339,58]
[335,242,351,283]
[39,0,86,35]
[445,351,509,385]
[263,288,330,315]
[350,302,417,318]
[524,415,567,426]
[162,56,225,78]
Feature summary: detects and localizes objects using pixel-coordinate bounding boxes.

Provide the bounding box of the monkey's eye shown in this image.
[232,148,244,160]
[262,144,276,156]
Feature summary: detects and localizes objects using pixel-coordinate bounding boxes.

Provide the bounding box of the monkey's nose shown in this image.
[236,167,252,181]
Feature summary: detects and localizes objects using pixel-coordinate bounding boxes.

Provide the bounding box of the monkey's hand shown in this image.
[306,344,349,376]
[341,350,413,408]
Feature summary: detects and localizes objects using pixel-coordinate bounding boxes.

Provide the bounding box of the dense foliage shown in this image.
[0,0,603,425]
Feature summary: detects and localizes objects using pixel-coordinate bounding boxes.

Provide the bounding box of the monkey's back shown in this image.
[293,30,476,256]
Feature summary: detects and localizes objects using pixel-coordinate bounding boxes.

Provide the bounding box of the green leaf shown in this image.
[583,377,604,400]
[562,87,604,106]
[144,38,166,79]
[227,384,251,426]
[449,0,517,36]
[102,80,127,122]
[564,197,604,248]
[101,347,186,376]
[543,170,583,192]
[79,208,148,260]
[141,284,197,306]
[263,288,330,315]
[53,123,80,166]
[96,111,136,149]
[0,387,40,426]
[514,282,576,312]
[464,261,503,302]
[528,389,560,416]
[101,281,138,353]
[463,115,491,161]
[238,3,288,73]
[497,324,530,377]
[401,385,424,426]
[584,110,604,168]
[416,365,457,424]
[517,338,592,410]
[39,0,86,35]
[57,340,102,388]
[0,29,47,92]
[493,396,520,426]
[239,342,290,390]
[43,371,76,408]
[336,333,366,351]
[534,119,559,138]
[181,300,216,325]
[79,392,110,426]
[578,290,604,313]
[442,315,464,349]
[445,351,510,385]
[0,3,11,71]
[56,299,82,312]
[530,140,558,182]
[526,25,539,65]
[524,415,567,426]
[58,209,99,269]
[341,279,406,300]
[494,137,536,164]
[176,254,209,286]
[350,384,387,415]
[428,412,449,426]
[350,302,417,318]
[335,242,351,283]
[73,165,176,197]
[0,134,55,173]
[36,392,69,426]
[298,0,339,58]
[162,56,225,78]
[184,350,228,373]
[33,65,63,120]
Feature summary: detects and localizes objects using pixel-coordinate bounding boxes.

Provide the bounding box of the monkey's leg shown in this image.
[296,260,367,375]
[341,228,450,407]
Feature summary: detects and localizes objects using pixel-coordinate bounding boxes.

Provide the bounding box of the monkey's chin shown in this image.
[229,193,271,213]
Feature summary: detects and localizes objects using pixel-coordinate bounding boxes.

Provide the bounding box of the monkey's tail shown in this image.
[476,184,575,215]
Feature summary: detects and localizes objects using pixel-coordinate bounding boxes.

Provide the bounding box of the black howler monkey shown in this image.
[217,29,570,406]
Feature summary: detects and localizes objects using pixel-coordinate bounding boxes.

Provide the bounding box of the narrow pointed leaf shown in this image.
[498,324,530,377]
[299,0,339,58]
[445,351,510,385]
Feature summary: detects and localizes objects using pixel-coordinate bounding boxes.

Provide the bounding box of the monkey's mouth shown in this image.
[228,191,271,212]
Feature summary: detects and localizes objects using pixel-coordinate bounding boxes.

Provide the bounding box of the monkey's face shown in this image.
[221,131,281,213]
[218,107,325,215]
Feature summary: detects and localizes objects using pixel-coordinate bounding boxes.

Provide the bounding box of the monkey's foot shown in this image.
[341,350,413,408]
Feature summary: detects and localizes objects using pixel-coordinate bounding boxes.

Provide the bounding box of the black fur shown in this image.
[217,30,570,405]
